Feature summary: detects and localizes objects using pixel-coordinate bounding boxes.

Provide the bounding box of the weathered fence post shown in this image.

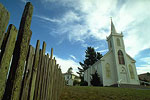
[41,53,49,100]
[45,58,51,99]
[55,64,59,100]
[34,42,46,100]
[38,54,46,99]
[50,58,56,100]
[20,45,35,100]
[57,67,62,99]
[0,24,18,99]
[2,2,33,100]
[0,3,10,49]
[0,2,66,100]
[29,40,40,100]
[52,58,57,100]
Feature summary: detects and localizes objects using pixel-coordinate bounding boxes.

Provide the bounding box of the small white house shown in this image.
[63,73,74,86]
[84,20,140,86]
[63,67,81,86]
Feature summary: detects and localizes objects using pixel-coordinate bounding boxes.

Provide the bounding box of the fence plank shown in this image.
[45,48,53,100]
[29,40,40,100]
[55,64,59,100]
[37,54,46,100]
[41,53,49,100]
[0,24,18,99]
[0,3,10,49]
[57,67,62,99]
[51,58,57,100]
[45,58,51,100]
[49,58,55,100]
[34,42,46,100]
[2,2,33,100]
[0,2,66,100]
[20,45,35,100]
[9,2,33,99]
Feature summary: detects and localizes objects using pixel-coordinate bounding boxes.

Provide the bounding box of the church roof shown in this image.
[126,53,136,63]
[100,50,112,61]
[111,18,117,34]
[107,19,123,41]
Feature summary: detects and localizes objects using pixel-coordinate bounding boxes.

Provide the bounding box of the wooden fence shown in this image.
[0,2,65,100]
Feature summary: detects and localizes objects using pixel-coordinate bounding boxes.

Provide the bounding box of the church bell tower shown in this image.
[106,19,130,84]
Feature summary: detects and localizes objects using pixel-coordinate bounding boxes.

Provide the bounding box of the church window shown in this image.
[109,41,112,48]
[105,63,111,78]
[67,75,69,79]
[117,38,121,46]
[118,50,125,65]
[121,67,126,74]
[129,65,135,79]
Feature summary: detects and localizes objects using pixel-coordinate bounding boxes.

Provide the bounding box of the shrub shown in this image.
[90,71,101,86]
[80,81,88,86]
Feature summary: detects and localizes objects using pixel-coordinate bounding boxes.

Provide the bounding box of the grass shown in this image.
[59,86,150,100]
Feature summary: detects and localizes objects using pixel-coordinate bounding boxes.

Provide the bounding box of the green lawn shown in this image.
[59,86,150,100]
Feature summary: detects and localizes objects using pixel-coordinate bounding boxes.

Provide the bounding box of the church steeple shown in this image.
[111,18,117,34]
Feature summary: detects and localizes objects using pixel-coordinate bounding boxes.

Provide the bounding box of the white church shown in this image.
[84,20,140,86]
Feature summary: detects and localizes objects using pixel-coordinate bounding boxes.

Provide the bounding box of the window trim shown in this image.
[118,50,125,65]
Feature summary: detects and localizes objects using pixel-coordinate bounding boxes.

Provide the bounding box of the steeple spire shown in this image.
[110,17,117,34]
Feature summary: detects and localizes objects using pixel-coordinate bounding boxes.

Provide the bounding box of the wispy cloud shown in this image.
[70,55,76,60]
[34,15,61,23]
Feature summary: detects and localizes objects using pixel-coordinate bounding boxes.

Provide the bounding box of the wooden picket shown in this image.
[0,24,18,99]
[0,3,10,50]
[0,2,65,100]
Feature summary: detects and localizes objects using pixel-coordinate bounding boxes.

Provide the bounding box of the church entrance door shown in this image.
[120,67,127,83]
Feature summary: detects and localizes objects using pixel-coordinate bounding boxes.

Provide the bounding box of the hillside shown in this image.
[139,73,150,82]
[60,86,150,100]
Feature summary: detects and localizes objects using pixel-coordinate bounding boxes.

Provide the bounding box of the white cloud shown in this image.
[54,55,80,75]
[136,66,150,75]
[61,11,81,24]
[34,15,61,23]
[41,0,150,57]
[136,56,150,74]
[97,49,109,53]
[140,57,150,64]
[94,47,99,50]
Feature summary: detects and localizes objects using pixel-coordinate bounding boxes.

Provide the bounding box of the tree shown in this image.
[90,71,101,86]
[77,47,103,85]
[80,47,102,70]
[77,47,103,76]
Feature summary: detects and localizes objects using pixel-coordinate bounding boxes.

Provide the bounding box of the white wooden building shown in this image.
[84,20,140,86]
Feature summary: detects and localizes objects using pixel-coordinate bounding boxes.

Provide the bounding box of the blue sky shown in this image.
[1,0,150,75]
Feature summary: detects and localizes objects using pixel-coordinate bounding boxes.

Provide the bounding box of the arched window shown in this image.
[117,38,121,46]
[118,50,125,65]
[109,41,112,48]
[129,65,135,79]
[106,63,111,78]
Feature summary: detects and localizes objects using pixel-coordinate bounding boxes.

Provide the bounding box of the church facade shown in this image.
[84,20,140,86]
